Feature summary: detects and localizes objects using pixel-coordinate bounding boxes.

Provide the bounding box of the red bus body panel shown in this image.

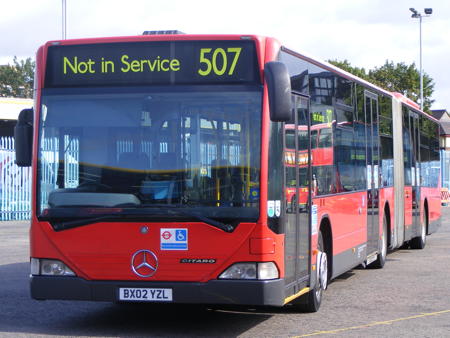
[422,186,442,226]
[314,192,366,256]
[404,186,413,230]
[31,220,285,281]
[379,187,395,242]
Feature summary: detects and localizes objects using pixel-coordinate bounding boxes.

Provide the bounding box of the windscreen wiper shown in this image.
[52,214,134,231]
[50,205,234,233]
[174,208,234,233]
[139,204,234,233]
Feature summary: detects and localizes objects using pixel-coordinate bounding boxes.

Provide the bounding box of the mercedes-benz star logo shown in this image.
[131,250,158,278]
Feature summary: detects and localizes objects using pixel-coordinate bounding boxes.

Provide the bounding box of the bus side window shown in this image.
[311,130,318,148]
[318,128,332,148]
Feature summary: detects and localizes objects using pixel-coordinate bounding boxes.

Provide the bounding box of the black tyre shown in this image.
[369,213,387,268]
[410,211,427,249]
[293,230,327,312]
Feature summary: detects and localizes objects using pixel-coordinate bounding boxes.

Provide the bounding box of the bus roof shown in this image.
[44,34,264,47]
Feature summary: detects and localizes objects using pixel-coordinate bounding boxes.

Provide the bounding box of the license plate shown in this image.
[119,288,173,302]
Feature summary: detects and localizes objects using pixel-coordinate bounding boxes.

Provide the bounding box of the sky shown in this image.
[1,0,449,110]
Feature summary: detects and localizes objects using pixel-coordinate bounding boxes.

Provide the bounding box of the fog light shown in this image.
[219,262,279,280]
[31,258,75,276]
[30,258,40,275]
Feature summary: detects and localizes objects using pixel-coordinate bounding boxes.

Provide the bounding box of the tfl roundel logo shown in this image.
[131,250,158,278]
[160,228,188,250]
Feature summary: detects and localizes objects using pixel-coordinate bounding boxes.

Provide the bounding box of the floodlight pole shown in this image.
[62,0,67,40]
[410,7,432,111]
[419,14,423,111]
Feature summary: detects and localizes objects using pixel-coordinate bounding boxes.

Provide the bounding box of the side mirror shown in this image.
[14,108,33,167]
[264,61,292,122]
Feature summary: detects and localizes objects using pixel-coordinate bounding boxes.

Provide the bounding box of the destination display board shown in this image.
[45,40,260,87]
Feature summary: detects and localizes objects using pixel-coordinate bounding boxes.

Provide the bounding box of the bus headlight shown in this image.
[31,258,76,276]
[219,262,279,280]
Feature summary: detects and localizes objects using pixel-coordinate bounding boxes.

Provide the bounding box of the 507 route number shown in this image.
[198,47,242,76]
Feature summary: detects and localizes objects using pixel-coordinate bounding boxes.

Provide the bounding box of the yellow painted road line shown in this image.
[293,309,450,337]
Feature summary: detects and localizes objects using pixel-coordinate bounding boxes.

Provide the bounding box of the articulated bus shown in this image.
[15,32,441,312]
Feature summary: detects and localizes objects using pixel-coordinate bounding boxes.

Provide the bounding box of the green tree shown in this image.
[0,57,35,98]
[328,59,370,81]
[328,59,434,112]
[369,60,434,111]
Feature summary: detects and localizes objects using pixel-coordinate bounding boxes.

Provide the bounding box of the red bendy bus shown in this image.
[14,32,441,312]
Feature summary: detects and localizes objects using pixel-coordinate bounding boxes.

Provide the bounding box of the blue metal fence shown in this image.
[0,137,32,220]
[441,149,450,190]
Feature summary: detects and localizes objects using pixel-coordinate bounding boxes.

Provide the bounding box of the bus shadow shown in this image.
[332,271,356,280]
[74,303,272,336]
[0,262,271,337]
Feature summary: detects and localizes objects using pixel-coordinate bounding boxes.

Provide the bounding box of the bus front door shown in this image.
[283,94,311,296]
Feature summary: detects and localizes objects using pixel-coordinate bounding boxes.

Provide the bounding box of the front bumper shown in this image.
[30,276,286,306]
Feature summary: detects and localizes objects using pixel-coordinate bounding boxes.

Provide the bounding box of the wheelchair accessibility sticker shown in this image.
[161,228,188,250]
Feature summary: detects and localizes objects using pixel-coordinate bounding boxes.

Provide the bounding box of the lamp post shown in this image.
[409,7,432,111]
[62,0,67,39]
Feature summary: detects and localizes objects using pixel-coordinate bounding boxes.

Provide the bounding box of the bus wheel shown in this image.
[369,214,387,268]
[410,214,427,249]
[298,230,327,312]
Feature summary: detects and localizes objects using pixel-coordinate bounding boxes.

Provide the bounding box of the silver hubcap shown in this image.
[381,230,387,259]
[318,251,328,290]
